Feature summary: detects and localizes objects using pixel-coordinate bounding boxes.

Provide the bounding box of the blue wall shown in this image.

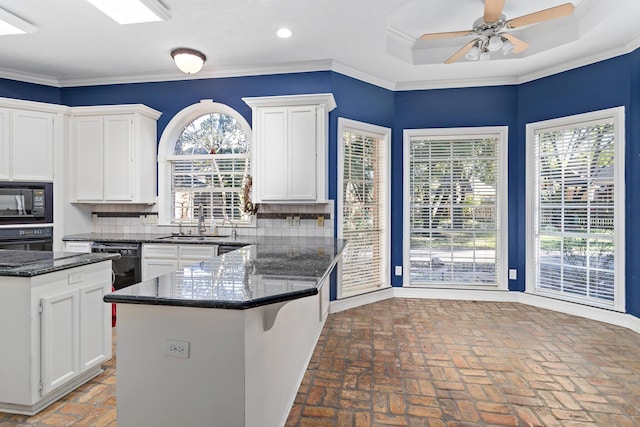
[0,53,637,313]
[0,78,61,104]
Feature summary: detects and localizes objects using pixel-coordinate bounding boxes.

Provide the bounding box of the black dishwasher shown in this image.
[91,242,141,290]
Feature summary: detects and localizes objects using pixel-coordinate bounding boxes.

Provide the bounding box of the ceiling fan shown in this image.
[419,0,575,64]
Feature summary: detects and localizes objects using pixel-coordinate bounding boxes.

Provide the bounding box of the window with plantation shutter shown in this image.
[338,119,390,298]
[403,127,508,288]
[160,107,253,225]
[527,107,625,311]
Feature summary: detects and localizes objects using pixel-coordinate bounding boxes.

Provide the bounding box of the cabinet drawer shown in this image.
[142,244,179,258]
[179,245,217,260]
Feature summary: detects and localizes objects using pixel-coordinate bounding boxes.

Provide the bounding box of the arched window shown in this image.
[158,100,252,225]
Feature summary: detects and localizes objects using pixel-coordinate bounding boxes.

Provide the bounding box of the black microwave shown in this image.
[0,181,53,224]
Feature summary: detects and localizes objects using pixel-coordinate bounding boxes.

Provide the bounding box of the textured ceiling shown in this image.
[0,0,637,89]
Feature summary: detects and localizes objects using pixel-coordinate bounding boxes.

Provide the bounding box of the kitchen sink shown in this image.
[157,234,233,243]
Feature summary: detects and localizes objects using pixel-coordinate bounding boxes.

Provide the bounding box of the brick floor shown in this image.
[286,299,640,427]
[2,299,640,426]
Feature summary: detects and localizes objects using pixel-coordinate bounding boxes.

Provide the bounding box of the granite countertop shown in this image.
[0,250,120,277]
[104,237,346,310]
[63,232,252,246]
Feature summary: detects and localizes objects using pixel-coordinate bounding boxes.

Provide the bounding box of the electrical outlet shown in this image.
[293,216,300,226]
[509,269,517,280]
[286,216,293,226]
[395,266,402,276]
[139,215,146,224]
[165,339,190,358]
[68,273,83,284]
[317,215,324,227]
[147,214,158,224]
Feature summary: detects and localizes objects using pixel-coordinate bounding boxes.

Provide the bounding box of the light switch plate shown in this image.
[509,269,517,280]
[395,266,402,276]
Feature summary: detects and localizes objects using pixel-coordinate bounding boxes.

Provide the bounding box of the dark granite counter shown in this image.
[0,250,120,277]
[63,232,252,246]
[104,237,346,309]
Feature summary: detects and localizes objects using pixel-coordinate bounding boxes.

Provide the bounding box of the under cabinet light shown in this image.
[85,0,170,24]
[0,8,37,35]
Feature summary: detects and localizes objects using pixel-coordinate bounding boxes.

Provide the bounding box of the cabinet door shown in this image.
[11,110,54,181]
[288,106,317,200]
[0,109,9,180]
[258,108,288,201]
[103,115,133,201]
[40,289,80,395]
[74,117,104,201]
[142,259,178,281]
[80,282,111,372]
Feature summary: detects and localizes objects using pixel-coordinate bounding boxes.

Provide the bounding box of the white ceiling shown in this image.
[0,0,638,90]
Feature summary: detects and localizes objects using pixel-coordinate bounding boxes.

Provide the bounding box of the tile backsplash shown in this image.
[90,202,335,238]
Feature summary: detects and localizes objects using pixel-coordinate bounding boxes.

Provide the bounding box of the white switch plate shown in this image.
[395,266,402,276]
[509,269,517,280]
[165,339,190,358]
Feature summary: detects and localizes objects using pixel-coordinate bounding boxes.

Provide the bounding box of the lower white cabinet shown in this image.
[142,244,218,280]
[0,261,112,415]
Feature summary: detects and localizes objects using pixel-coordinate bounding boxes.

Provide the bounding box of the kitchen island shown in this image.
[105,237,345,427]
[0,250,119,415]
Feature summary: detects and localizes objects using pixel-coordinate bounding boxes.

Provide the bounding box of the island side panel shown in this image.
[244,290,326,427]
[115,304,247,427]
[0,276,32,405]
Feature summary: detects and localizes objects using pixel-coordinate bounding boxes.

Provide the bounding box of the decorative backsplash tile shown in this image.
[90,202,335,238]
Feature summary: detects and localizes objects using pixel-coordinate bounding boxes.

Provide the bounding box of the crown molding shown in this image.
[0,96,69,113]
[0,42,638,92]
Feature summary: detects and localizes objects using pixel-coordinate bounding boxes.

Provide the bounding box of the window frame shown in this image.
[337,118,391,299]
[403,126,509,290]
[157,99,253,226]
[525,107,625,312]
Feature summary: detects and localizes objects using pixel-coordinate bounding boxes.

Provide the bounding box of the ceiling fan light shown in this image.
[479,51,491,61]
[502,39,515,55]
[465,45,480,61]
[171,48,206,74]
[487,35,503,52]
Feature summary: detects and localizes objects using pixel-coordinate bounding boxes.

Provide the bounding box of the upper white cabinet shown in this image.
[70,105,161,204]
[0,107,55,181]
[243,94,336,203]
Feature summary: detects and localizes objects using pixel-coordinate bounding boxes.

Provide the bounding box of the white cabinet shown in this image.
[243,94,336,203]
[0,261,112,415]
[142,244,217,280]
[0,108,55,181]
[70,105,161,204]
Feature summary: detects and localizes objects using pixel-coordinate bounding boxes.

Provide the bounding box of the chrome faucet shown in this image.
[197,204,206,236]
[221,218,237,239]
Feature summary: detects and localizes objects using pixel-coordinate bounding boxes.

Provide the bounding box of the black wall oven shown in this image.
[0,181,53,225]
[0,227,53,251]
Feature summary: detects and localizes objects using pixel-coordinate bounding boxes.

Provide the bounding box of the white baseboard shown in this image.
[329,287,640,335]
[330,287,394,313]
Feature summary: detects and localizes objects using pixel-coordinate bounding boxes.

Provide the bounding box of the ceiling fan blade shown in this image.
[502,33,529,54]
[506,3,575,29]
[445,39,478,64]
[420,30,474,41]
[484,0,506,23]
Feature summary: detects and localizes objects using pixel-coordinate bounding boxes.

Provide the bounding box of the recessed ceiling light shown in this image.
[85,0,170,25]
[277,28,293,39]
[0,7,37,35]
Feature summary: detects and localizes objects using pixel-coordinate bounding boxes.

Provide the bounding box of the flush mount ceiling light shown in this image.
[0,7,37,35]
[276,28,293,38]
[85,0,170,24]
[171,48,207,74]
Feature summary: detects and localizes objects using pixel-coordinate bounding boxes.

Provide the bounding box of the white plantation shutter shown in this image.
[338,121,389,298]
[531,112,622,309]
[169,153,250,223]
[404,128,507,288]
